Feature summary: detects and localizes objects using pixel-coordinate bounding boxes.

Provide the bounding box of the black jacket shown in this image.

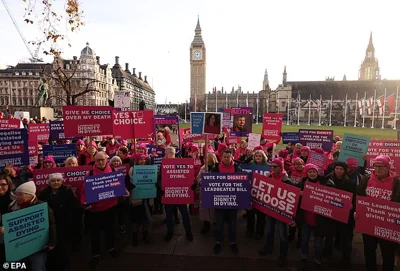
[211,162,242,173]
[357,174,400,203]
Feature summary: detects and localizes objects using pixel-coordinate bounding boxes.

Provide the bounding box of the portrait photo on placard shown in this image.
[232,114,252,136]
[203,113,222,135]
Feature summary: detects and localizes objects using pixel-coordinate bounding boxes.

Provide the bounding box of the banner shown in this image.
[3,203,49,261]
[161,158,194,204]
[338,133,370,166]
[154,115,180,148]
[282,132,300,144]
[0,119,21,130]
[63,106,113,137]
[182,128,213,142]
[230,107,253,137]
[33,166,91,197]
[307,151,325,174]
[49,120,77,140]
[355,196,400,244]
[300,182,353,223]
[0,129,29,169]
[29,123,49,142]
[84,171,126,204]
[201,173,251,209]
[240,164,271,178]
[262,113,283,140]
[248,133,261,150]
[251,173,301,224]
[190,112,205,134]
[365,140,400,171]
[132,165,158,199]
[43,144,76,164]
[298,129,334,151]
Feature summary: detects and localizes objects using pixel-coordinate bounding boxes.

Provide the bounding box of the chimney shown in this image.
[125,63,129,71]
[132,68,136,77]
[139,72,142,80]
[115,56,119,65]
[96,56,100,64]
[73,56,77,60]
[144,76,147,83]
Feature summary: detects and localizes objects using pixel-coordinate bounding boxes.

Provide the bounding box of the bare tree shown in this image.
[44,58,100,105]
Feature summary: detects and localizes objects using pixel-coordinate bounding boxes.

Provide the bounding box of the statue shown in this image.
[35,78,49,107]
[139,100,146,110]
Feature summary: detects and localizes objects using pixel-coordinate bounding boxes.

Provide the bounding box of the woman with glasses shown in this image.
[39,173,79,271]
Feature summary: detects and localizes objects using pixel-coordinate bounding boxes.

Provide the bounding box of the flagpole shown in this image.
[195,94,197,112]
[287,95,290,125]
[297,93,300,126]
[225,92,228,108]
[371,89,376,128]
[318,95,321,126]
[236,91,239,107]
[277,92,280,113]
[308,94,311,126]
[246,91,249,107]
[184,100,187,122]
[266,97,269,113]
[215,91,218,112]
[354,93,358,127]
[256,93,259,124]
[394,87,399,130]
[362,91,366,128]
[205,93,208,112]
[344,94,348,127]
[381,88,387,129]
[329,95,332,126]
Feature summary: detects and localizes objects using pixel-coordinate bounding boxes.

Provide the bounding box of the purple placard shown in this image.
[230,107,253,137]
[49,120,78,140]
[298,129,334,152]
[201,173,251,209]
[84,171,126,204]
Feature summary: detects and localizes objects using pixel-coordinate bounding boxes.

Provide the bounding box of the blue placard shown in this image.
[43,144,77,164]
[338,133,371,166]
[3,203,49,262]
[84,171,126,204]
[190,112,205,134]
[0,129,29,169]
[132,165,158,199]
[49,120,78,140]
[240,164,271,179]
[282,132,300,144]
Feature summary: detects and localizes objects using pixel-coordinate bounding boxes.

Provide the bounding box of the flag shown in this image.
[367,96,374,115]
[358,98,365,115]
[376,95,385,115]
[387,94,396,114]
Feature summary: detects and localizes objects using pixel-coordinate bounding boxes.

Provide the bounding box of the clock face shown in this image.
[193,50,202,59]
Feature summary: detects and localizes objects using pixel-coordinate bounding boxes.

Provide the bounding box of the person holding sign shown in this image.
[0,175,15,265]
[355,155,400,271]
[210,149,242,255]
[7,181,57,271]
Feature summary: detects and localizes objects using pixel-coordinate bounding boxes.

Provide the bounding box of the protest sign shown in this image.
[182,128,214,142]
[3,203,49,261]
[43,144,76,164]
[132,165,158,199]
[113,110,154,139]
[240,164,271,179]
[161,158,194,204]
[338,133,370,165]
[221,109,233,129]
[63,106,113,137]
[29,123,49,142]
[398,131,400,141]
[355,196,400,244]
[190,112,205,134]
[0,129,29,169]
[248,133,261,150]
[300,182,353,223]
[262,113,283,140]
[154,115,180,147]
[201,173,251,209]
[226,136,241,145]
[49,120,77,140]
[282,132,300,144]
[114,91,130,109]
[230,107,253,137]
[84,171,126,204]
[28,141,38,165]
[365,140,400,171]
[251,173,301,224]
[0,119,21,130]
[299,129,334,151]
[307,151,325,174]
[203,112,222,135]
[33,166,91,197]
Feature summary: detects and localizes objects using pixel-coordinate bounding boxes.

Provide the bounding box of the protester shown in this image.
[105,136,121,157]
[64,156,78,167]
[211,149,242,255]
[0,175,14,265]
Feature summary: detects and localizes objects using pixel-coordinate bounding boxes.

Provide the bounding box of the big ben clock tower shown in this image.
[190,17,206,111]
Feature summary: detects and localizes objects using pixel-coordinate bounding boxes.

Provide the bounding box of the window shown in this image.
[15,72,19,75]
[29,72,32,75]
[22,72,26,76]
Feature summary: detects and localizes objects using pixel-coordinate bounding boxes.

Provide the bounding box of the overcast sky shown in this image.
[1,0,400,104]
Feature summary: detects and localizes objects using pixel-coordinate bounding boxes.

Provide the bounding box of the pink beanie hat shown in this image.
[271,158,284,170]
[373,155,391,169]
[346,158,358,169]
[304,163,319,173]
[278,149,289,159]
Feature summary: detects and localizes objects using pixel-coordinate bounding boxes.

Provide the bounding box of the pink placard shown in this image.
[29,123,49,142]
[0,119,21,130]
[62,106,113,137]
[365,140,400,171]
[262,113,283,140]
[161,158,194,204]
[300,182,353,224]
[356,196,400,244]
[307,151,325,174]
[251,173,301,224]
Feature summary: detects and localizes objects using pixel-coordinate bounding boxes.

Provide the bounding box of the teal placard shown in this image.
[133,165,158,199]
[338,133,371,166]
[3,203,49,262]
